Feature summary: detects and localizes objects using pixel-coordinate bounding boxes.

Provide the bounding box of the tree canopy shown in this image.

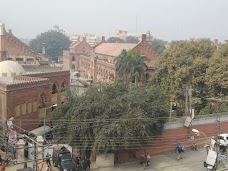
[115,50,149,85]
[50,82,169,154]
[29,26,71,61]
[150,38,168,54]
[206,43,228,97]
[155,39,217,113]
[125,36,139,44]
[107,37,124,43]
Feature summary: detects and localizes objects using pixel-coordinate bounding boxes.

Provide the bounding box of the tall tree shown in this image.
[115,50,149,85]
[155,39,216,112]
[125,36,139,44]
[150,38,168,54]
[50,82,169,155]
[206,44,228,97]
[29,26,71,61]
[107,37,124,43]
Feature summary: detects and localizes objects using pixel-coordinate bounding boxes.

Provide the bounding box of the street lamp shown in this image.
[192,129,210,154]
[43,104,57,139]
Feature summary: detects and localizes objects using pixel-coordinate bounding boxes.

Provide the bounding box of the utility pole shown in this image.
[189,85,192,116]
[33,142,38,171]
[185,85,189,115]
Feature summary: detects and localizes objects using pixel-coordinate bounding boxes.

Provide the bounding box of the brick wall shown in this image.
[116,121,228,161]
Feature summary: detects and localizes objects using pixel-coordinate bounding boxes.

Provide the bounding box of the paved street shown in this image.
[94,148,212,171]
[6,148,228,171]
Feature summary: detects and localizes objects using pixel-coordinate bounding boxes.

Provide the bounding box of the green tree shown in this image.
[125,36,139,44]
[29,26,71,61]
[155,39,216,113]
[50,82,169,155]
[107,37,124,43]
[206,44,228,97]
[115,50,149,85]
[150,38,168,54]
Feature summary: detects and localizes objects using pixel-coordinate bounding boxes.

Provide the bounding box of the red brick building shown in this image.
[63,37,92,71]
[63,34,159,83]
[0,23,70,131]
[0,23,38,64]
[0,61,70,131]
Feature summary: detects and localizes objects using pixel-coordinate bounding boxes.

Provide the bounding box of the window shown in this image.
[52,84,58,94]
[61,82,66,92]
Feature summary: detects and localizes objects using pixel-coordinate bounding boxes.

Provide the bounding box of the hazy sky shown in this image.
[0,0,227,41]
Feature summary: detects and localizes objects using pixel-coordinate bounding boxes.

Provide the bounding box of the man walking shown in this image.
[46,153,51,166]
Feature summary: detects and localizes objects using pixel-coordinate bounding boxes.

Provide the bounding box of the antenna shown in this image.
[136,14,138,35]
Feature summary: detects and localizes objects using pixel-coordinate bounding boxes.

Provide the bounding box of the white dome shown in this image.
[0,60,25,77]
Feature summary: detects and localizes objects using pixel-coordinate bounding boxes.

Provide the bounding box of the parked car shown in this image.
[59,155,78,171]
[217,134,228,147]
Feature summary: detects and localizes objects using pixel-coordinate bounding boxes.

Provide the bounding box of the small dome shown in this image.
[0,60,25,77]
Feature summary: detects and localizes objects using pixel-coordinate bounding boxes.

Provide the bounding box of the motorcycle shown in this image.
[190,143,198,151]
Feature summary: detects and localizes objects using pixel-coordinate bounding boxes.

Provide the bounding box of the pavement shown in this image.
[5,148,228,171]
[93,148,215,171]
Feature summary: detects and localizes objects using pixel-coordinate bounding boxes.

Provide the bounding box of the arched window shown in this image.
[39,93,46,108]
[52,83,58,94]
[61,82,66,92]
[72,56,76,61]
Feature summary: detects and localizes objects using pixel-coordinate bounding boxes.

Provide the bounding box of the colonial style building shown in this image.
[63,34,159,83]
[0,23,70,131]
[0,61,70,131]
[0,23,38,64]
[63,37,92,71]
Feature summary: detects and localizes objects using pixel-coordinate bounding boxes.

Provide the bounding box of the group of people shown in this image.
[76,155,91,171]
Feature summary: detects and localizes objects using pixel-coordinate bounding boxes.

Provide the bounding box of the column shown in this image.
[16,139,25,162]
[36,136,44,160]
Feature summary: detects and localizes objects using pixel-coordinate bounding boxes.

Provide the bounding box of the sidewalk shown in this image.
[94,148,208,171]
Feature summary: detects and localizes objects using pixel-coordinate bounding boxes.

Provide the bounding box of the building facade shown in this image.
[0,23,38,64]
[0,61,70,131]
[63,37,92,72]
[73,34,159,82]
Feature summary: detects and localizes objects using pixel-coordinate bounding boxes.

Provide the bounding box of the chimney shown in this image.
[102,36,105,41]
[142,34,146,42]
[8,29,12,34]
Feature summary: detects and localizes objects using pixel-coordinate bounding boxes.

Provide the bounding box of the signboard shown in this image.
[206,150,217,166]
[184,116,192,127]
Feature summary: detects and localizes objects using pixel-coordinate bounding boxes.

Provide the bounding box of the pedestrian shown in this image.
[146,153,151,166]
[46,153,51,166]
[177,145,184,160]
[0,155,2,164]
[1,160,5,171]
[24,162,27,168]
[86,158,91,170]
[76,155,81,165]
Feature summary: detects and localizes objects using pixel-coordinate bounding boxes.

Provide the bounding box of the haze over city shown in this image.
[0,0,227,41]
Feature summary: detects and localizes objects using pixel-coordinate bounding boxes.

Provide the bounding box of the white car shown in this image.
[218,134,228,147]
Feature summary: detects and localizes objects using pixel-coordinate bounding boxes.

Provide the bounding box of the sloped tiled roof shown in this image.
[95,43,137,57]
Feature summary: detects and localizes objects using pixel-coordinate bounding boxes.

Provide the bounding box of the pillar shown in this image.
[16,139,25,162]
[36,136,44,160]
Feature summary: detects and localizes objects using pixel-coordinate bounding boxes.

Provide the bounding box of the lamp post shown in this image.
[43,104,57,139]
[192,129,210,154]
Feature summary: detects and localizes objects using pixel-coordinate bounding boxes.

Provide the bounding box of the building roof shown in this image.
[95,43,137,57]
[0,60,25,77]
